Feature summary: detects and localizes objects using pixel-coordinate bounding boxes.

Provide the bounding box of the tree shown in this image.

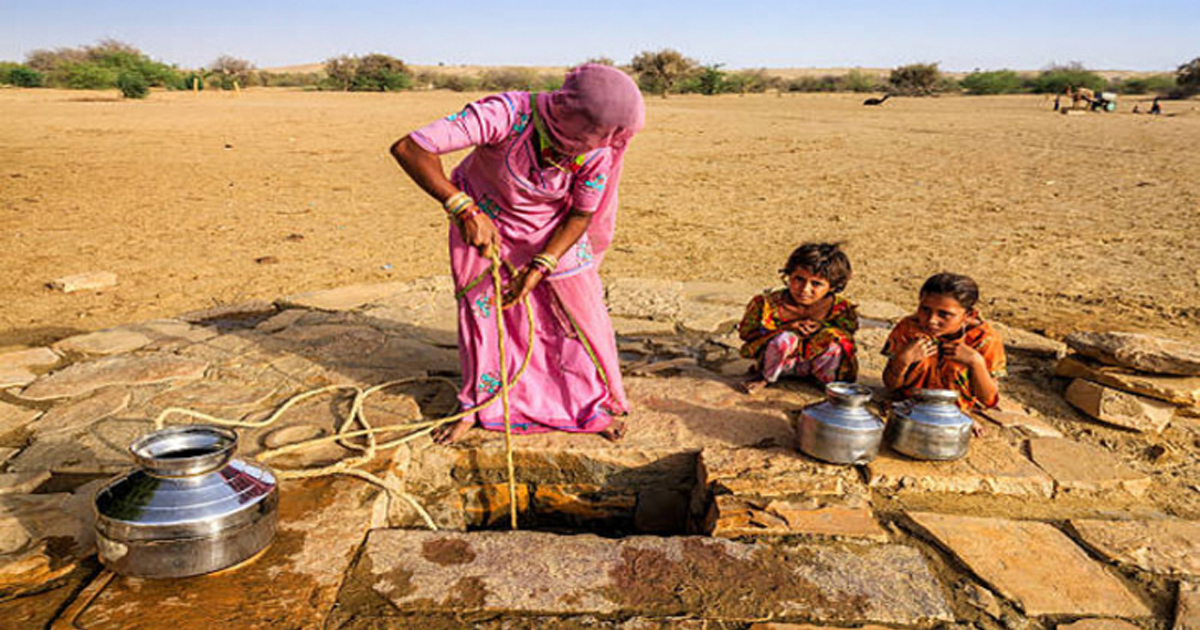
[889,63,943,96]
[207,55,256,89]
[630,49,697,98]
[582,57,615,67]
[960,70,1023,95]
[353,53,410,91]
[696,64,725,95]
[1178,57,1200,95]
[117,71,149,98]
[324,55,359,91]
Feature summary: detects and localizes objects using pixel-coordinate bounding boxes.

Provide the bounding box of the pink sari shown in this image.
[409,65,645,433]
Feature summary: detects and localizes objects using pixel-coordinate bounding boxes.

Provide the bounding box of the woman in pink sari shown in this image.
[390,64,645,443]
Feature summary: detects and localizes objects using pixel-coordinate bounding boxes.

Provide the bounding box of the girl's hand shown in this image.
[941,341,984,368]
[898,337,937,366]
[793,320,821,337]
[461,210,500,258]
[501,266,543,308]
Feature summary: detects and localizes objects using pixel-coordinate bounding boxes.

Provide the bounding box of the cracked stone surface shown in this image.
[1065,331,1200,376]
[1057,355,1200,407]
[1065,378,1176,434]
[29,387,131,439]
[1069,519,1200,577]
[349,530,952,623]
[1028,438,1151,496]
[19,355,209,401]
[868,439,1054,497]
[906,511,1151,617]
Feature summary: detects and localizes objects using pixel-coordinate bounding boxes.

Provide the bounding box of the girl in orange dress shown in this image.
[738,243,858,394]
[882,273,1006,410]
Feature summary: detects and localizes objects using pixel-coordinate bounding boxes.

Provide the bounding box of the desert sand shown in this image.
[1,87,1198,348]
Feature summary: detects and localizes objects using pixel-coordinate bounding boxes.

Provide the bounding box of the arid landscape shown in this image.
[2,87,1198,349]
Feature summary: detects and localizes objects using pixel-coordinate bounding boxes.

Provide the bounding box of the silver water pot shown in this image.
[94,425,278,578]
[797,382,885,465]
[888,388,973,461]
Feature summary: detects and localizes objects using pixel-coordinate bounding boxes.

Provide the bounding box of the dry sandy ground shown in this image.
[1,88,1198,349]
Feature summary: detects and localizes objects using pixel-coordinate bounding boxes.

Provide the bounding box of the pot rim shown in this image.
[129,425,238,478]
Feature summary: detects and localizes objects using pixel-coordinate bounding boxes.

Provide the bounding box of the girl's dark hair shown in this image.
[780,242,852,293]
[919,273,980,310]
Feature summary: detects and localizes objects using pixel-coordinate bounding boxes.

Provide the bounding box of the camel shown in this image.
[1064,86,1095,110]
[863,94,890,106]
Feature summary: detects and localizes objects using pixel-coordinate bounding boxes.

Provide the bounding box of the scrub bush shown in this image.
[2,65,44,87]
[888,63,943,96]
[960,70,1023,94]
[630,49,697,97]
[117,71,149,98]
[1032,63,1106,94]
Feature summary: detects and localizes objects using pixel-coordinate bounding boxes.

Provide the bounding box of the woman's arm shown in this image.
[389,135,499,254]
[501,209,592,307]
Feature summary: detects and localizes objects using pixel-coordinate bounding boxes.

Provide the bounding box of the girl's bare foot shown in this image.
[740,376,768,395]
[432,418,475,444]
[599,418,627,443]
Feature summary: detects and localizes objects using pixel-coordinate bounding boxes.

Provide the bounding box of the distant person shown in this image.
[738,243,859,394]
[1150,97,1162,115]
[882,273,1006,411]
[1132,104,1141,114]
[389,64,645,443]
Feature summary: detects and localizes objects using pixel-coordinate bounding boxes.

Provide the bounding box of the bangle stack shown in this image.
[530,252,558,276]
[442,191,475,219]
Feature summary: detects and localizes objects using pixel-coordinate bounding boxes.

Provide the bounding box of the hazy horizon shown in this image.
[1,0,1196,73]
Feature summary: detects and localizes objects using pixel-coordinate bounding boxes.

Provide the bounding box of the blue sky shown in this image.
[0,0,1196,71]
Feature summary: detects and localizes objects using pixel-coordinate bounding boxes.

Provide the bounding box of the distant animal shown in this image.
[863,94,890,106]
[1150,97,1162,115]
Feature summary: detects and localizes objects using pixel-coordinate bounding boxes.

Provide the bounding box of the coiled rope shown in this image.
[154,249,528,531]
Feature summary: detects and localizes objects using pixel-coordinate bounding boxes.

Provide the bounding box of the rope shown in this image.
[154,249,531,531]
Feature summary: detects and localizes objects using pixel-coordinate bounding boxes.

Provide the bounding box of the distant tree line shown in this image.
[2,40,1197,100]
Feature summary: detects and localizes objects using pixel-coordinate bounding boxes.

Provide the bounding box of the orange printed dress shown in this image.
[881,315,1007,410]
[738,289,859,383]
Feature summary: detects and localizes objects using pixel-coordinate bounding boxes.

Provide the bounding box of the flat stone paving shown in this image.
[351,530,953,623]
[1069,519,1200,577]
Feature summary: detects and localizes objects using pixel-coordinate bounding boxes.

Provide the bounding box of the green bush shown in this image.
[630,49,697,97]
[258,71,321,88]
[1177,57,1200,96]
[1031,63,1106,94]
[26,40,180,90]
[117,71,149,98]
[1115,74,1176,95]
[64,63,118,89]
[843,69,881,93]
[2,65,44,87]
[960,70,1023,95]
[323,53,412,92]
[480,67,543,91]
[888,63,943,96]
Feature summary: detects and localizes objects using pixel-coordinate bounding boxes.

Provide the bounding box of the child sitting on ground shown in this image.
[882,272,1006,410]
[738,243,859,394]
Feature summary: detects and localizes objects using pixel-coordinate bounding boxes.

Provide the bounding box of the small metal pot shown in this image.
[94,425,278,578]
[797,382,885,465]
[887,388,972,461]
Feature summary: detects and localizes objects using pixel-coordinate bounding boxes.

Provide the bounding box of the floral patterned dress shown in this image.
[737,289,859,384]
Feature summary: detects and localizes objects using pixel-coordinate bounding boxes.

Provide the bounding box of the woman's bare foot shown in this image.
[432,418,475,444]
[740,376,768,395]
[599,418,627,443]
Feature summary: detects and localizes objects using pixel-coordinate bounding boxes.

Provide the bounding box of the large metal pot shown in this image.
[888,388,972,461]
[94,425,278,578]
[797,382,885,465]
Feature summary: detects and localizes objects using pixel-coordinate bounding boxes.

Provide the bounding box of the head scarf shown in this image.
[536,64,645,261]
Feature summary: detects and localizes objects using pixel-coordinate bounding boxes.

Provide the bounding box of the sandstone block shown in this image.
[352,530,953,622]
[906,511,1151,617]
[989,321,1068,358]
[1057,620,1143,630]
[976,407,1063,438]
[698,447,860,499]
[0,347,60,370]
[279,282,412,311]
[0,366,36,388]
[1069,519,1200,577]
[533,483,637,522]
[1057,355,1200,406]
[1065,331,1200,376]
[53,328,153,356]
[48,271,116,293]
[1028,438,1150,496]
[30,388,130,439]
[1179,581,1199,630]
[460,483,530,528]
[1065,378,1174,433]
[707,495,887,541]
[20,355,208,401]
[0,401,41,439]
[868,439,1054,497]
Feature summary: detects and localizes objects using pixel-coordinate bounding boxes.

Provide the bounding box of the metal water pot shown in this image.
[94,425,278,578]
[797,382,885,464]
[888,389,972,461]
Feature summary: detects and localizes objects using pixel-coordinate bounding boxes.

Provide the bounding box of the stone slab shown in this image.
[976,407,1063,438]
[1057,621,1143,630]
[906,512,1151,617]
[678,301,741,334]
[611,316,678,336]
[0,401,40,439]
[0,347,60,370]
[353,530,953,622]
[1179,581,1199,630]
[53,328,154,356]
[1028,438,1151,496]
[1065,378,1175,433]
[698,447,861,499]
[1057,355,1200,406]
[279,282,412,312]
[359,277,459,347]
[707,495,887,541]
[75,477,377,630]
[8,416,157,474]
[1069,519,1200,577]
[49,271,117,293]
[605,277,684,321]
[0,366,36,388]
[990,321,1068,358]
[30,387,130,439]
[1065,331,1200,376]
[0,472,50,495]
[868,439,1054,497]
[19,355,209,401]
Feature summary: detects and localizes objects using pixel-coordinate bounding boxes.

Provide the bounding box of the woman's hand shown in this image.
[461,211,500,258]
[898,337,938,366]
[501,266,543,308]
